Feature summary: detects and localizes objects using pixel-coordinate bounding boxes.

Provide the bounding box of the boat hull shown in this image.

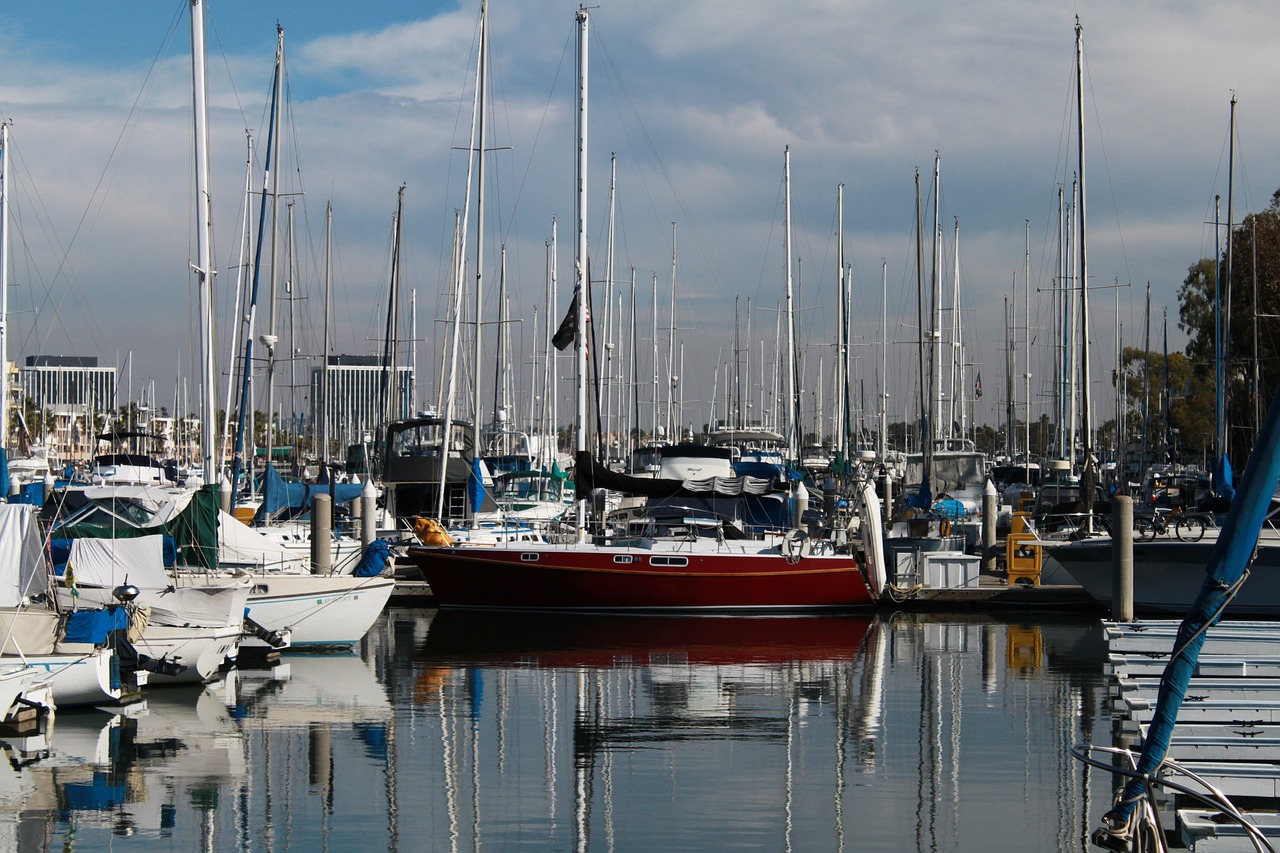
[23,650,123,706]
[240,575,397,648]
[132,623,244,684]
[408,543,876,610]
[1047,538,1280,616]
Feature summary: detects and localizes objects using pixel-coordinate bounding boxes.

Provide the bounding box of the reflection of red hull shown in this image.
[407,543,876,610]
[419,608,877,668]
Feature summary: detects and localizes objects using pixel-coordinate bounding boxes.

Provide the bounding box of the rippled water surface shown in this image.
[4,609,1120,851]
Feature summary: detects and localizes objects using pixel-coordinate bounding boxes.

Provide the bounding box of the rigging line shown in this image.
[499,16,572,250]
[591,22,735,295]
[1081,42,1134,292]
[4,145,104,361]
[13,15,186,368]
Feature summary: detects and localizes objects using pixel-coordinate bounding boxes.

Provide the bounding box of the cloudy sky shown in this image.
[0,0,1274,442]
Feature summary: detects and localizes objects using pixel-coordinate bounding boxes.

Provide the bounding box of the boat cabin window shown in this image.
[649,556,689,567]
[519,552,540,562]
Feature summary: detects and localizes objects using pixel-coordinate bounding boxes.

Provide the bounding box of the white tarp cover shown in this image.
[67,535,171,590]
[0,504,48,607]
[218,511,307,572]
[56,581,249,629]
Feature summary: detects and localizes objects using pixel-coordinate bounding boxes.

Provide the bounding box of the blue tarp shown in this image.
[254,464,365,524]
[932,498,967,519]
[354,540,392,577]
[63,607,129,645]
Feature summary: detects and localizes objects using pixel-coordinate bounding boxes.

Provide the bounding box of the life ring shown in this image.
[938,517,951,538]
[782,528,811,563]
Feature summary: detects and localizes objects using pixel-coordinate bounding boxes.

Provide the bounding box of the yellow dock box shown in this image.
[1006,513,1042,585]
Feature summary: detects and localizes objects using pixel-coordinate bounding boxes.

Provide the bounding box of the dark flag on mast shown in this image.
[552,291,579,351]
[975,373,983,400]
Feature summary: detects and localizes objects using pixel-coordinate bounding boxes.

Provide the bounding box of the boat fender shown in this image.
[782,528,810,563]
[938,517,951,537]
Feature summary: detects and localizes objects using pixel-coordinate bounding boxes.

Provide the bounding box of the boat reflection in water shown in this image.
[414,610,1111,852]
[0,610,1113,852]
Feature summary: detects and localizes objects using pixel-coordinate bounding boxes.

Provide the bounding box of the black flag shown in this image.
[552,292,578,351]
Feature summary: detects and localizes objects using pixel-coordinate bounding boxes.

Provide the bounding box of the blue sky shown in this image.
[0,0,1276,440]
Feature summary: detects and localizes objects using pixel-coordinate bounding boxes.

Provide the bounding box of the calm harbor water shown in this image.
[3,608,1122,851]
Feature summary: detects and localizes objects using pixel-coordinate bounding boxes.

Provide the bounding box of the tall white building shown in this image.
[310,355,413,457]
[20,355,117,462]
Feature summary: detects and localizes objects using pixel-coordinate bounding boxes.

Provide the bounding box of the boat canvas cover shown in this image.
[67,535,171,589]
[0,504,49,607]
[218,510,306,572]
[254,464,364,524]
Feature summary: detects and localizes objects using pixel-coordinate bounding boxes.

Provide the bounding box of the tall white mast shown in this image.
[321,202,332,463]
[190,0,217,484]
[880,260,888,462]
[835,183,846,461]
[472,0,489,472]
[931,154,942,446]
[666,222,677,441]
[783,146,798,463]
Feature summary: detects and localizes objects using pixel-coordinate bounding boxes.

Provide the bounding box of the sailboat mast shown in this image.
[667,223,677,442]
[783,146,798,463]
[321,202,332,463]
[836,184,846,461]
[229,25,283,494]
[1023,219,1030,468]
[574,5,589,534]
[190,0,216,484]
[1075,18,1097,520]
[1216,93,1237,495]
[931,154,941,448]
[880,260,887,463]
[264,26,284,468]
[914,168,926,456]
[0,123,9,453]
[473,0,489,467]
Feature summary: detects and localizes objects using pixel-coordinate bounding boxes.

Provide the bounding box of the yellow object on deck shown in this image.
[1006,530,1042,586]
[412,517,454,547]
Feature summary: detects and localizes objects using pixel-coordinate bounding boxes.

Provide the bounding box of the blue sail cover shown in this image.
[907,473,933,510]
[1107,374,1280,827]
[467,458,487,516]
[254,464,365,523]
[0,448,7,502]
[1212,452,1235,501]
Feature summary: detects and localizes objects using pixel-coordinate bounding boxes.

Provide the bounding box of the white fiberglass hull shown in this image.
[21,649,122,706]
[239,574,396,648]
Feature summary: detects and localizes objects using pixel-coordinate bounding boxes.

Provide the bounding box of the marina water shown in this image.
[7,608,1120,851]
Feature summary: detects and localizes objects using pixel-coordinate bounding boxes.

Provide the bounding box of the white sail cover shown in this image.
[218,511,307,572]
[67,535,171,590]
[0,504,49,606]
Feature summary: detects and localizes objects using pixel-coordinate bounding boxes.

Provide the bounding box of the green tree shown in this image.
[1177,189,1280,469]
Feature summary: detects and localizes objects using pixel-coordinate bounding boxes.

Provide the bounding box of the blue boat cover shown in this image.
[354,540,392,577]
[63,607,129,645]
[254,464,365,524]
